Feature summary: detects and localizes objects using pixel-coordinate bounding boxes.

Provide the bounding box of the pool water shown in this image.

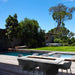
[50,54,74,58]
[0,52,42,56]
[1,52,75,58]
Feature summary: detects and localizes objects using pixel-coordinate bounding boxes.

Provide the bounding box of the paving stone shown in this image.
[0,55,75,75]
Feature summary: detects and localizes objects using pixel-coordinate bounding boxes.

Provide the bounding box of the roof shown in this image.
[45,33,57,36]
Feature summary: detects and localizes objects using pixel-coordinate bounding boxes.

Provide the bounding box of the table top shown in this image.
[18,55,64,65]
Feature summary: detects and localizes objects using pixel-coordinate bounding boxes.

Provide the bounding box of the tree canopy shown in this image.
[5,13,19,41]
[19,18,45,48]
[5,15,45,48]
[48,27,75,45]
[5,13,19,48]
[48,27,74,38]
[49,4,75,28]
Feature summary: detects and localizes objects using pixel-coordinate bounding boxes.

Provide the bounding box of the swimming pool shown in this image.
[49,53,75,58]
[0,52,75,59]
[0,52,42,56]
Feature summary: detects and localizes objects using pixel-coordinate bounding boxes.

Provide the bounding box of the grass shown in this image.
[30,46,75,52]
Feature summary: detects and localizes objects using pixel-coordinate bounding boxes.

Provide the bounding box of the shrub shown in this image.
[54,38,62,43]
[27,39,38,48]
[63,43,69,46]
[71,43,75,46]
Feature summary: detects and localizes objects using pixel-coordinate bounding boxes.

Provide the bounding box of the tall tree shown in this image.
[19,18,45,48]
[49,4,75,29]
[5,13,19,47]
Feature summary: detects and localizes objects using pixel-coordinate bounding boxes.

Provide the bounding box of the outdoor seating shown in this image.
[32,53,39,56]
[41,53,49,57]
[17,56,67,75]
[59,61,72,75]
[53,54,61,58]
[37,63,52,75]
[18,54,23,57]
[17,58,37,75]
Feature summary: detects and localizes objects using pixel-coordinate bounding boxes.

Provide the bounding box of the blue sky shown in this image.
[0,0,75,33]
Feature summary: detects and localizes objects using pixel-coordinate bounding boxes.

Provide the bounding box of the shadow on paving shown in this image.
[0,62,22,75]
[58,72,75,75]
[0,62,75,75]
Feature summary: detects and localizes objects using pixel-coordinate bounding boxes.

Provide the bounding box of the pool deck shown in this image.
[0,53,75,75]
[0,49,75,75]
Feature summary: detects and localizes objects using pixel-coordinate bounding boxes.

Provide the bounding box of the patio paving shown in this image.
[0,55,75,75]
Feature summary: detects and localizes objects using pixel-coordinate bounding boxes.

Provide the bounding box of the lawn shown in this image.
[31,46,75,52]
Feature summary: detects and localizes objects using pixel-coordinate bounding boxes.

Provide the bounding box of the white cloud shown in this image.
[0,0,8,2]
